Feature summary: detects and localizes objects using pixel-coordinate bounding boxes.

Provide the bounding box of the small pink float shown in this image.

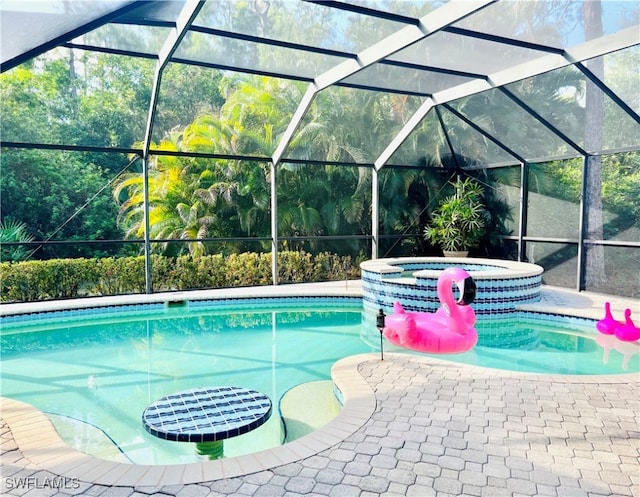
[596,302,623,335]
[597,302,640,342]
[614,309,640,342]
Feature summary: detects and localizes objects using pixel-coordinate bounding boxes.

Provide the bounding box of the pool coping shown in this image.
[1,280,639,487]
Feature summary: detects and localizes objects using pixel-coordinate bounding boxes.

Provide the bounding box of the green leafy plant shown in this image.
[0,251,364,303]
[424,177,488,253]
[0,218,35,262]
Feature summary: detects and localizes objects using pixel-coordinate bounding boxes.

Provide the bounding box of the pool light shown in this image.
[376,308,386,361]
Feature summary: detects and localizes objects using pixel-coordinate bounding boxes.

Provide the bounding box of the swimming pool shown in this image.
[1,297,638,465]
[0,298,372,465]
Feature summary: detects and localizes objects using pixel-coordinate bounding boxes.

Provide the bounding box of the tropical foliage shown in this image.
[424,177,489,253]
[0,0,637,297]
[0,219,35,262]
[0,51,224,260]
[112,76,418,257]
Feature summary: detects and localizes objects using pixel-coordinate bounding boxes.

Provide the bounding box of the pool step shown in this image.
[279,380,341,443]
[47,413,131,463]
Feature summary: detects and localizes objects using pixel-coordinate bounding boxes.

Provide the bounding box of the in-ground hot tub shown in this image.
[361,257,544,317]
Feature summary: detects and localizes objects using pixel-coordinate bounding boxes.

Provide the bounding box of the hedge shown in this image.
[0,251,363,303]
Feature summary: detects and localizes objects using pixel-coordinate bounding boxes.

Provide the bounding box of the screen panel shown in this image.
[450,89,579,162]
[527,160,581,240]
[584,152,640,244]
[0,49,153,148]
[194,0,407,54]
[506,64,640,155]
[584,245,639,298]
[452,1,638,48]
[388,30,551,77]
[596,46,640,118]
[524,241,578,289]
[386,109,446,167]
[283,86,424,164]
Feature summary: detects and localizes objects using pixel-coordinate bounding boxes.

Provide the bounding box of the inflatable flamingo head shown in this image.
[439,267,477,306]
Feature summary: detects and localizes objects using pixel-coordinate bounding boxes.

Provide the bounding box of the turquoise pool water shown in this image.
[403,314,640,374]
[0,299,371,464]
[1,298,638,465]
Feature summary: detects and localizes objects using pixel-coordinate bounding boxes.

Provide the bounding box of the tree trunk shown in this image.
[583,0,606,287]
[68,48,77,100]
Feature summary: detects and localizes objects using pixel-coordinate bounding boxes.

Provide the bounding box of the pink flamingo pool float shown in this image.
[596,302,640,342]
[596,302,623,335]
[615,309,640,342]
[383,267,478,354]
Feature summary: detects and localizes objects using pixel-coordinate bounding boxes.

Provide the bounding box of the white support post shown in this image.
[271,161,278,285]
[372,168,380,260]
[142,158,152,293]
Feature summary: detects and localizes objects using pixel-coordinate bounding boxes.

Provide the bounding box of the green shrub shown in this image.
[226,252,271,286]
[1,261,45,302]
[279,251,317,282]
[93,257,146,295]
[0,250,363,303]
[174,254,226,290]
[151,254,178,292]
[0,258,94,301]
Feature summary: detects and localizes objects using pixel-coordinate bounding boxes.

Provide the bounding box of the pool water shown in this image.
[402,315,640,374]
[1,299,638,465]
[0,301,372,464]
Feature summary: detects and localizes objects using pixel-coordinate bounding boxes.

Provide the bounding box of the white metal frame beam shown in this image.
[270,0,497,262]
[271,0,496,166]
[140,0,205,293]
[142,0,205,158]
[374,24,640,171]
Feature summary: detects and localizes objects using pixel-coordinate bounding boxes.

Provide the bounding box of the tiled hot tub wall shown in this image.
[361,257,544,317]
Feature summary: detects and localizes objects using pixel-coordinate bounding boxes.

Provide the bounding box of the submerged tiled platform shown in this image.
[1,282,639,496]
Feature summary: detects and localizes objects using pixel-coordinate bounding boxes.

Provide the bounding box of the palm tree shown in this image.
[114,142,219,257]
[0,218,35,261]
[113,75,438,258]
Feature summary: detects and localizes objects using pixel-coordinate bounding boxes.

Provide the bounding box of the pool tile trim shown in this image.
[361,256,545,316]
[0,280,363,318]
[0,296,362,323]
